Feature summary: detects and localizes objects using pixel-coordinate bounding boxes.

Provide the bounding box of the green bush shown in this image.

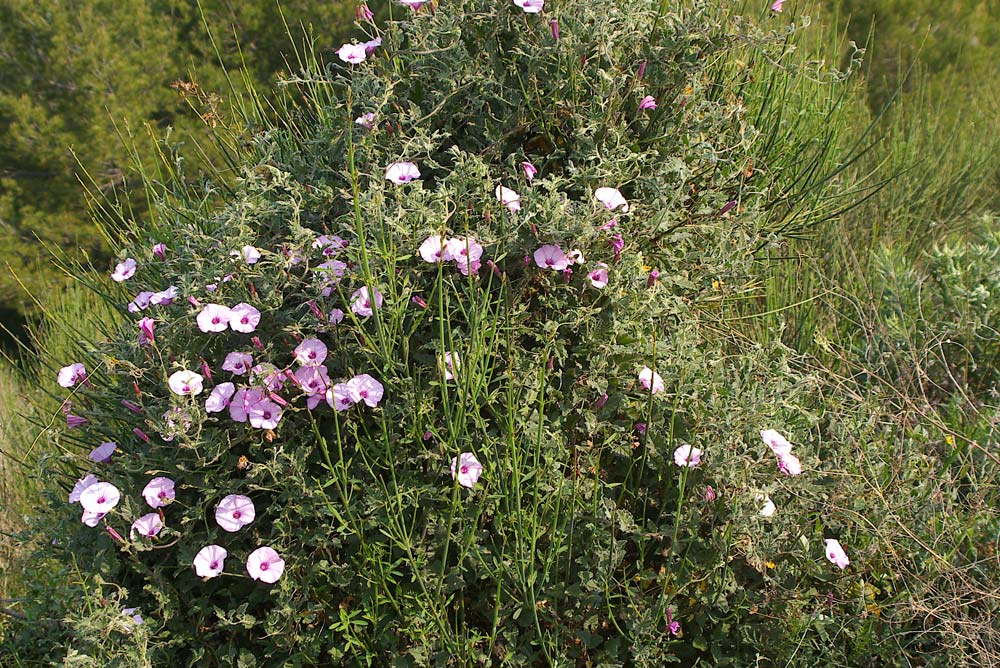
[9,1,904,665]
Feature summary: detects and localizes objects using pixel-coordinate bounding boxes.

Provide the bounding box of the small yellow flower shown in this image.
[944,435,955,446]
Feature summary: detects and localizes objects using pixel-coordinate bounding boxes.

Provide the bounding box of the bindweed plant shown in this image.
[8,0,901,666]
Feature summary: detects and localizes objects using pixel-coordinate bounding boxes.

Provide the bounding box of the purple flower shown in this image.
[197,304,231,333]
[88,441,117,463]
[329,308,345,324]
[66,414,88,429]
[355,112,376,130]
[704,485,717,502]
[294,338,328,367]
[351,286,383,317]
[646,269,660,287]
[385,161,420,184]
[241,245,261,264]
[443,352,460,381]
[363,36,382,54]
[533,244,570,271]
[229,387,265,422]
[611,234,624,260]
[222,352,253,375]
[193,544,227,579]
[121,399,142,414]
[550,18,559,40]
[246,546,285,584]
[760,429,793,456]
[419,235,448,263]
[128,291,154,313]
[228,303,261,333]
[133,427,150,443]
[666,608,681,636]
[142,477,176,508]
[444,237,484,276]
[205,382,237,413]
[215,494,255,532]
[152,243,167,260]
[111,258,137,282]
[638,95,657,110]
[57,363,87,388]
[81,510,106,527]
[150,286,178,306]
[778,452,802,476]
[317,259,348,297]
[588,263,609,288]
[771,0,784,12]
[130,513,163,539]
[138,317,155,345]
[247,399,282,429]
[451,452,484,488]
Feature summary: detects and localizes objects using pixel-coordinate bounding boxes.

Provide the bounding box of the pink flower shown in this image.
[364,36,382,54]
[57,363,87,388]
[133,427,150,443]
[385,161,420,184]
[419,235,448,263]
[824,539,850,569]
[88,442,117,463]
[193,544,227,579]
[443,352,460,380]
[512,0,544,13]
[704,485,717,502]
[337,42,368,64]
[248,399,282,429]
[444,237,483,276]
[111,258,137,282]
[550,18,559,40]
[638,366,664,394]
[80,482,120,515]
[588,263,609,288]
[205,382,236,413]
[294,338,328,367]
[638,95,657,110]
[760,429,792,456]
[122,399,142,413]
[142,477,176,509]
[215,494,255,532]
[152,243,167,260]
[222,352,253,375]
[451,452,483,488]
[533,244,570,271]
[351,286,383,317]
[610,233,624,260]
[138,317,155,344]
[666,608,681,636]
[595,187,629,212]
[495,185,521,213]
[313,234,349,254]
[355,112,376,130]
[130,513,163,539]
[168,370,204,396]
[246,546,285,584]
[197,304,231,333]
[347,374,384,408]
[771,0,784,12]
[399,0,424,8]
[646,269,660,287]
[229,388,264,422]
[229,303,261,333]
[327,383,358,411]
[521,161,537,181]
[673,444,703,467]
[295,366,330,405]
[778,452,802,476]
[69,474,99,503]
[567,249,585,265]
[329,308,345,324]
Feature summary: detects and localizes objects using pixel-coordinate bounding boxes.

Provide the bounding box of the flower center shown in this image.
[212,317,220,324]
[210,561,218,569]
[460,466,469,474]
[241,317,249,324]
[260,561,269,570]
[262,411,272,420]
[232,511,241,519]
[158,491,167,499]
[97,496,106,504]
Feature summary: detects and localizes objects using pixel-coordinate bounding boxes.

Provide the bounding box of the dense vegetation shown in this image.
[1,0,998,666]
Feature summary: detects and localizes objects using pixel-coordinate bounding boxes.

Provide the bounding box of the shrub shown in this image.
[11,1,888,665]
